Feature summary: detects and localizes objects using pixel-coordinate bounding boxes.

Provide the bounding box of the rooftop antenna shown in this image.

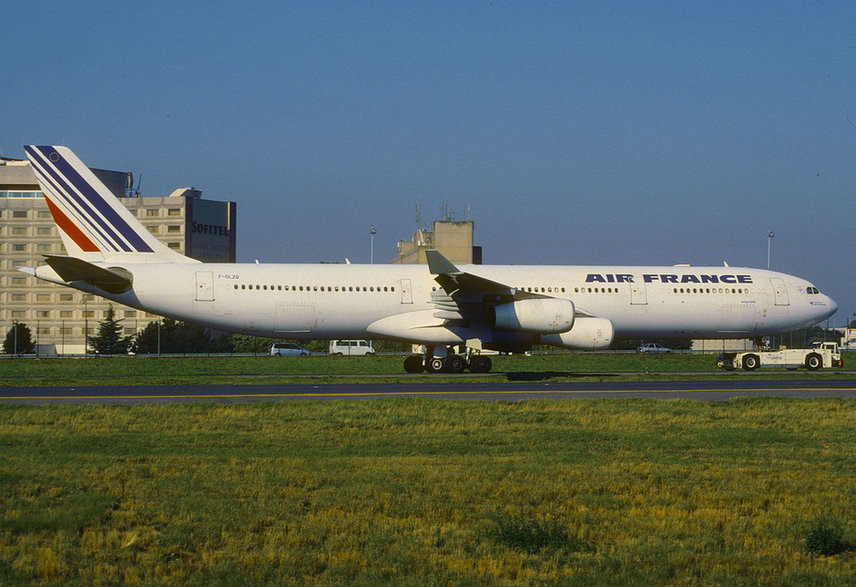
[415,204,422,230]
[132,174,142,197]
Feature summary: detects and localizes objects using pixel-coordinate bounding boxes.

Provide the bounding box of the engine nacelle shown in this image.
[489,298,575,334]
[541,317,614,350]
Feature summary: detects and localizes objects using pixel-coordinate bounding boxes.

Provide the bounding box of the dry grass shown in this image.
[0,398,853,584]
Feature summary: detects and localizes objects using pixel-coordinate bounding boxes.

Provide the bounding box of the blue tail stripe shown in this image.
[25,148,118,251]
[29,146,153,253]
[33,146,152,253]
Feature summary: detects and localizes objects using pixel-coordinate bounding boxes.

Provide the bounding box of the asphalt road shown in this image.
[1,379,854,404]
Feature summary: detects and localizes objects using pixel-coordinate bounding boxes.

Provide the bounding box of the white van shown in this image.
[329,340,375,356]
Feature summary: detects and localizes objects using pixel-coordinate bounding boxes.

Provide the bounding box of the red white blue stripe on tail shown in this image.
[24,146,183,261]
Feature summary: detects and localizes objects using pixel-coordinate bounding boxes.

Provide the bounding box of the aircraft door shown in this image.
[400,279,413,304]
[630,281,647,305]
[770,278,789,306]
[195,271,214,301]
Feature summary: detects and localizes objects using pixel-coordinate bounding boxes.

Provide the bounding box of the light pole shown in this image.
[83,300,88,356]
[370,225,377,264]
[766,231,775,269]
[12,320,18,356]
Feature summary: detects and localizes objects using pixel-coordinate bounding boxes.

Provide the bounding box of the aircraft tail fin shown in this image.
[24,145,193,263]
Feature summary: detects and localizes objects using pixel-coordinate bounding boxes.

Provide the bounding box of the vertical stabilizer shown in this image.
[24,145,193,263]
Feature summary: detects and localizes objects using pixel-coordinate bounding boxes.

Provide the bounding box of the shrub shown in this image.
[804,517,848,556]
[487,513,594,554]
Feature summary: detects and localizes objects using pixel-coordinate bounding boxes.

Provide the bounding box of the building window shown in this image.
[12,227,27,235]
[38,211,52,219]
[11,310,26,318]
[168,242,181,249]
[82,310,94,318]
[124,310,136,318]
[147,226,160,233]
[60,311,73,318]
[10,294,26,302]
[38,327,51,335]
[12,244,26,251]
[37,310,50,318]
[37,227,53,236]
[168,208,181,216]
[146,209,160,217]
[167,225,181,233]
[59,294,74,302]
[36,294,50,302]
[12,210,27,218]
[37,243,52,252]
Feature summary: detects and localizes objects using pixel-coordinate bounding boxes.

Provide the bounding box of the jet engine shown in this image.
[541,317,614,350]
[489,298,575,334]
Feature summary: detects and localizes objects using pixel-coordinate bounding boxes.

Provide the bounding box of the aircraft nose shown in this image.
[827,296,839,318]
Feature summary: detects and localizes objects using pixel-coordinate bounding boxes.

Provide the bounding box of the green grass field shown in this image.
[0,399,853,584]
[1,353,853,387]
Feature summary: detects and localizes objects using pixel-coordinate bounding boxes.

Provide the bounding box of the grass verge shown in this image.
[1,354,853,386]
[0,398,853,583]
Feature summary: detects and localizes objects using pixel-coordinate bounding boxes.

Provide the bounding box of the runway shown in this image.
[1,379,854,404]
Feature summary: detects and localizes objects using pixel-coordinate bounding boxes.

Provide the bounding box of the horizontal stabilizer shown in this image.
[43,255,133,294]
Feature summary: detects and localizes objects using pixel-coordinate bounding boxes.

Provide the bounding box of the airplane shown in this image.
[19,145,838,373]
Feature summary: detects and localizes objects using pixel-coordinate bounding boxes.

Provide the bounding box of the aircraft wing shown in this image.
[426,250,544,300]
[425,249,597,322]
[426,250,556,322]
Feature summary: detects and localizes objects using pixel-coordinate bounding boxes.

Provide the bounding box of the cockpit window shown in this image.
[806,286,820,294]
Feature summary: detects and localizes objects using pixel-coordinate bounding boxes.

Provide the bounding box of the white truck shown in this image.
[717,342,844,371]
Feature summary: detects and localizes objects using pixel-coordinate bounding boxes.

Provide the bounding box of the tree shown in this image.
[87,306,131,355]
[130,318,233,354]
[231,334,276,353]
[3,322,35,355]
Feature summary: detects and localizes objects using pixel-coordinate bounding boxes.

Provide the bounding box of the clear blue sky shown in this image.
[4,1,854,325]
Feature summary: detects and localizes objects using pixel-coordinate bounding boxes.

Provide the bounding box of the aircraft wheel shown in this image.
[427,357,445,373]
[404,355,424,373]
[742,354,759,371]
[446,355,466,373]
[805,353,822,371]
[469,355,492,373]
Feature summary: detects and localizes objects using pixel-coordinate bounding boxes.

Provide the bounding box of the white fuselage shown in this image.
[39,261,837,343]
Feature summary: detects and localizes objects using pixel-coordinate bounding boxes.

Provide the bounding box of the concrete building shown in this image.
[392,220,482,265]
[1,157,236,354]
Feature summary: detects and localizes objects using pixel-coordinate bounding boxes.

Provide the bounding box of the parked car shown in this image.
[269,342,311,357]
[636,342,672,353]
[329,340,375,356]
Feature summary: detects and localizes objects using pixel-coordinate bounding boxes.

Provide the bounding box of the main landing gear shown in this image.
[403,346,493,373]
